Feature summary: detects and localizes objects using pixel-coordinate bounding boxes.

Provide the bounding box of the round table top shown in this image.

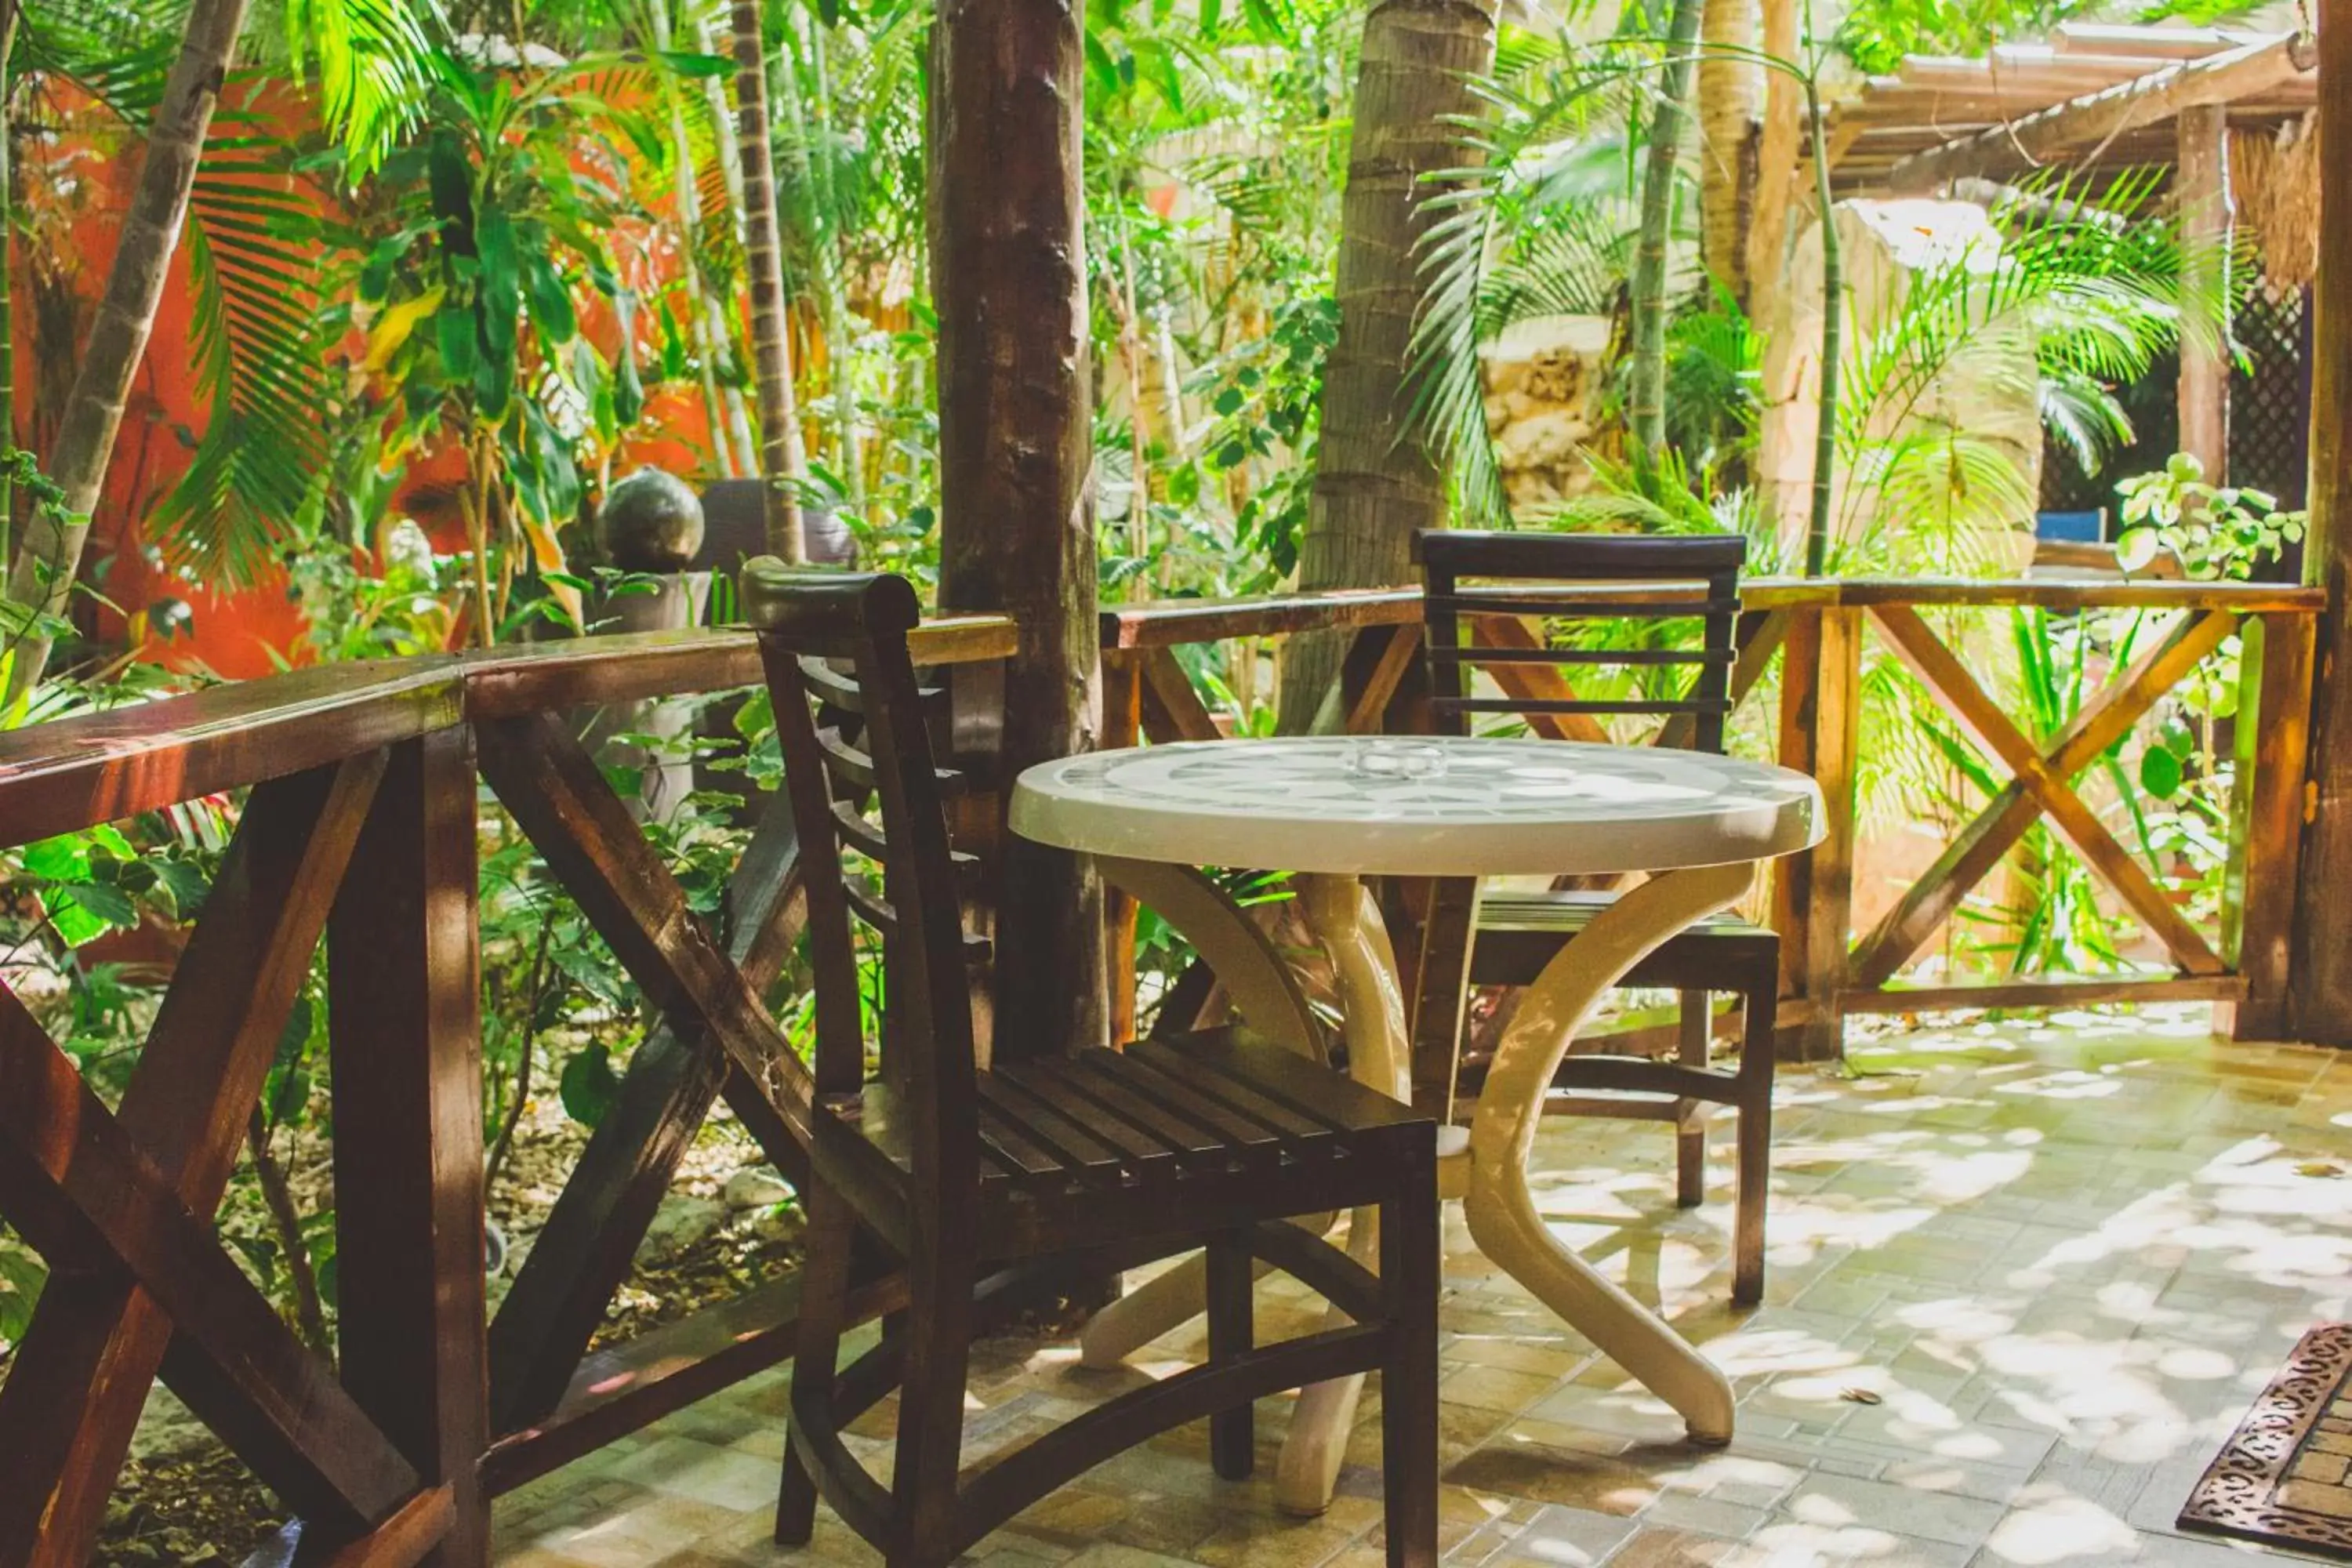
[1010,735,1823,878]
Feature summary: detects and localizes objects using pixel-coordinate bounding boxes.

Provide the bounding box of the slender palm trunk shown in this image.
[1803,73,1839,577]
[1279,0,1501,732]
[691,9,760,467]
[0,2,20,572]
[1697,0,1758,299]
[3,0,251,699]
[654,0,746,477]
[1628,0,1704,455]
[729,0,808,561]
[796,13,864,517]
[1744,0,1800,322]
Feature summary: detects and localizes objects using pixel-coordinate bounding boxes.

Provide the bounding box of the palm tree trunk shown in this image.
[1279,0,1500,733]
[1744,0,1800,323]
[1697,0,1758,299]
[1628,0,1704,456]
[2,0,250,699]
[729,0,808,562]
[1803,73,1839,578]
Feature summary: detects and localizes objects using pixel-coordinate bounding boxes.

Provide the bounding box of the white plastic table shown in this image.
[1010,735,1822,1512]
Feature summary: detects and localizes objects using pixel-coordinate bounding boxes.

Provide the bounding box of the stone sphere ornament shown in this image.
[598,467,706,572]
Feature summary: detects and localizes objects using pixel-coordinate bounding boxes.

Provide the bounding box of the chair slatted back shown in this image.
[1416,531,1745,753]
[747,564,982,1205]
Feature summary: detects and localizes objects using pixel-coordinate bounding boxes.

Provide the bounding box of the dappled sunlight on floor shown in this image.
[492,1007,2351,1566]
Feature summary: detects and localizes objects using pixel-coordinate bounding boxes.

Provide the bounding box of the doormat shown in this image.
[2179,1323,2352,1559]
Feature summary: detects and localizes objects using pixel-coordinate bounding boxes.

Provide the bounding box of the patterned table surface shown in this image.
[1010,735,1822,877]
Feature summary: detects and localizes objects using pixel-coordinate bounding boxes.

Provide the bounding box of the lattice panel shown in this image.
[2231,280,2311,508]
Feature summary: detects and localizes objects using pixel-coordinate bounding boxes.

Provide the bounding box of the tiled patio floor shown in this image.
[495,1008,2352,1567]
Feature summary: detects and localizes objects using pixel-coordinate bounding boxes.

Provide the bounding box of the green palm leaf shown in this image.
[151,124,340,581]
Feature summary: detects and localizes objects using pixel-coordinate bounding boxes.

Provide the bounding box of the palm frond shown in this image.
[282,0,448,179]
[151,125,340,581]
[18,0,187,126]
[1405,56,1649,529]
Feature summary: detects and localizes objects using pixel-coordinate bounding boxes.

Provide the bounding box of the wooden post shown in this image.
[2223,612,2316,1040]
[2178,103,2233,483]
[2292,0,2352,1046]
[931,0,1105,1058]
[328,730,488,1566]
[1772,604,1860,1061]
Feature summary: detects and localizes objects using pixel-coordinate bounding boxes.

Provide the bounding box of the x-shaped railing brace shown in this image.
[474,711,815,1435]
[0,744,473,1568]
[1850,605,2236,988]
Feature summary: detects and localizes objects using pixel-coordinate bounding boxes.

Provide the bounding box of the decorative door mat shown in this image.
[2180,1323,2352,1559]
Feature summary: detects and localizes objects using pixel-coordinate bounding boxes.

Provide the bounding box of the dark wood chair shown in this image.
[1412,529,1778,1306]
[742,563,1440,1568]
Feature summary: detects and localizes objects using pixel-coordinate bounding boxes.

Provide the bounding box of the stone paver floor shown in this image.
[495,1007,2352,1567]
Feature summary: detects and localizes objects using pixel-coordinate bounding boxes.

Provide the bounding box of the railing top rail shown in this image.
[460,616,1018,718]
[0,615,1017,846]
[1104,576,2325,644]
[1099,588,1422,648]
[0,659,467,852]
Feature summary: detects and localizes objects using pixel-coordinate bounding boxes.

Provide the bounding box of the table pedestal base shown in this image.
[1079,855,1757,1513]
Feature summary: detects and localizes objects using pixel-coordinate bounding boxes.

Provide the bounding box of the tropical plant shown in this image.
[2115,452,2307,581]
[350,41,680,643]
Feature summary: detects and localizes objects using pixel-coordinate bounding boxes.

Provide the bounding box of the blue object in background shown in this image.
[2035,509,2107,543]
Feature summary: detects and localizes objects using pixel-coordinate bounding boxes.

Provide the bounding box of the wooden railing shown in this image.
[0,621,1011,1567]
[0,572,2320,1563]
[1102,575,2324,1057]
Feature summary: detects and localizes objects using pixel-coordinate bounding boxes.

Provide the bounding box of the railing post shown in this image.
[1773,601,1860,1062]
[328,728,489,1566]
[2223,609,2317,1040]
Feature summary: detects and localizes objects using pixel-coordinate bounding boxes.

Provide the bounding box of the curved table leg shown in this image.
[1080,857,1326,1370]
[1462,860,1757,1446]
[1276,873,1410,1515]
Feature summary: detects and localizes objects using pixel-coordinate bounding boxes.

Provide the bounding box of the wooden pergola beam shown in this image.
[2050,21,2265,58]
[1885,31,2316,193]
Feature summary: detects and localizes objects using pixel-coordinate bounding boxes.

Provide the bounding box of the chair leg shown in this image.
[1675,991,1708,1210]
[1379,1163,1439,1568]
[1733,978,1777,1308]
[889,1232,977,1568]
[779,1180,859,1545]
[1207,1230,1255,1481]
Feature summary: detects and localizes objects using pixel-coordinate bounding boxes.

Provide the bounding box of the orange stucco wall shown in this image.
[23,78,723,680]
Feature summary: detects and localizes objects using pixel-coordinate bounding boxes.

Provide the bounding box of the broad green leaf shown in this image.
[2138,746,2183,800]
[656,49,736,77]
[21,835,92,882]
[524,252,577,343]
[559,1043,622,1128]
[155,860,212,919]
[436,303,479,380]
[63,882,138,930]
